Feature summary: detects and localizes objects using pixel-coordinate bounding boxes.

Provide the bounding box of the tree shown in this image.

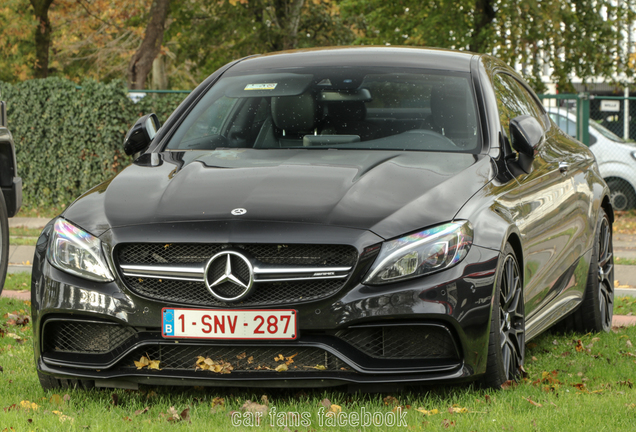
[29,0,54,78]
[339,0,636,92]
[127,0,170,89]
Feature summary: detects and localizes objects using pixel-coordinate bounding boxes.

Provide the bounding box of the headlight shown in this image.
[363,221,473,285]
[47,219,114,282]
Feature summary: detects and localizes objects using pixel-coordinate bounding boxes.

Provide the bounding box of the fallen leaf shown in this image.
[523,397,542,407]
[285,353,298,365]
[247,356,254,364]
[19,400,39,411]
[50,394,64,406]
[274,354,285,362]
[441,418,455,428]
[241,400,268,414]
[416,408,439,416]
[275,364,288,372]
[574,340,584,353]
[320,398,331,409]
[448,406,468,413]
[384,396,399,406]
[236,352,246,360]
[500,380,516,390]
[134,356,150,369]
[134,407,149,416]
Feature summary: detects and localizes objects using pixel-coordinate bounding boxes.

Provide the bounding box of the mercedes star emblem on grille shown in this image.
[204,251,254,302]
[231,208,247,215]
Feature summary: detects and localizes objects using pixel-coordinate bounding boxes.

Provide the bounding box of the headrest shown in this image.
[327,101,366,123]
[271,94,315,131]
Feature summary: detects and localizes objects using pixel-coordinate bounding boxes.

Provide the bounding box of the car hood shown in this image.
[63,149,494,240]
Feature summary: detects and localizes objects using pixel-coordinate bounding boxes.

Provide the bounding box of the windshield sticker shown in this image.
[244,83,278,91]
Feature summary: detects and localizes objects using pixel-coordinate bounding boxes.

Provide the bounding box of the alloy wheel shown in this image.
[499,254,525,379]
[597,216,614,331]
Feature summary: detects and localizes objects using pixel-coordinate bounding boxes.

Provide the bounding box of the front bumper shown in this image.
[31,222,500,388]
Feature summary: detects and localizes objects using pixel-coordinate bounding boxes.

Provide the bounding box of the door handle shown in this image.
[559,162,569,174]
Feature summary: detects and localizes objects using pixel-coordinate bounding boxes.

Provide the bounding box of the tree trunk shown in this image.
[127,0,170,90]
[470,0,495,53]
[265,0,305,51]
[152,54,168,90]
[29,0,54,79]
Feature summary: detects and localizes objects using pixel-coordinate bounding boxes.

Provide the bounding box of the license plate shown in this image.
[161,308,297,340]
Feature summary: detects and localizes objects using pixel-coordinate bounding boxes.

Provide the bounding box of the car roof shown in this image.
[227,46,477,74]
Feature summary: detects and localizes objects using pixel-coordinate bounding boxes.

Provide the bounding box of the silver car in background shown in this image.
[548,108,636,211]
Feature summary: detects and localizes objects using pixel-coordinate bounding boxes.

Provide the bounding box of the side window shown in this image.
[493,73,544,136]
[548,113,576,137]
[181,96,237,144]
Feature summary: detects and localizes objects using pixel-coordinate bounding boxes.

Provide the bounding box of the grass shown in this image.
[615,257,636,266]
[3,272,30,291]
[8,227,42,247]
[1,297,636,431]
[615,295,636,316]
[15,206,62,219]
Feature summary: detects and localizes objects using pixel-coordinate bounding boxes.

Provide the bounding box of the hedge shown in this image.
[0,78,186,209]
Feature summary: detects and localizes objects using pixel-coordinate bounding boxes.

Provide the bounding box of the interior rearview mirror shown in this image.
[123,113,160,156]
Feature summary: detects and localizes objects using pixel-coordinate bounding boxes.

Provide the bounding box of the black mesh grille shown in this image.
[121,345,348,371]
[336,326,459,360]
[43,321,136,354]
[118,243,357,267]
[123,277,344,307]
[117,243,357,307]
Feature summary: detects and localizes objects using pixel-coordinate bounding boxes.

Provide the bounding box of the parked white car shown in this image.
[548,108,636,211]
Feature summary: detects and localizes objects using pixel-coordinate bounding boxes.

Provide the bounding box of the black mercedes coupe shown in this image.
[32,47,614,391]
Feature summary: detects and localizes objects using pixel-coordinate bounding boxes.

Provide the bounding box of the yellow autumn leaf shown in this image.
[134,356,150,369]
[274,354,285,362]
[275,363,288,372]
[20,400,39,410]
[148,360,161,370]
[416,408,439,415]
[449,406,468,413]
[330,404,342,414]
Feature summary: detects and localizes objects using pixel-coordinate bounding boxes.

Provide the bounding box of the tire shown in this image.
[577,208,614,332]
[607,179,636,211]
[0,191,8,296]
[37,370,95,391]
[482,243,525,389]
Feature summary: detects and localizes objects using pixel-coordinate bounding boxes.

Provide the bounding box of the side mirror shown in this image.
[509,115,543,157]
[123,113,160,156]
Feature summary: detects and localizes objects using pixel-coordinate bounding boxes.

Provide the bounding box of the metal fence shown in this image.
[539,93,636,212]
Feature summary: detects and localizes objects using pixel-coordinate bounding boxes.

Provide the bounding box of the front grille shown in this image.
[122,345,348,372]
[117,243,358,307]
[118,243,357,267]
[43,321,136,354]
[336,325,459,360]
[123,277,345,307]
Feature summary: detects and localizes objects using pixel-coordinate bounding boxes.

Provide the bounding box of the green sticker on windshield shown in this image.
[244,83,278,91]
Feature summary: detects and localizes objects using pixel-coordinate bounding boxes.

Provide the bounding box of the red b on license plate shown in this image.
[162,308,297,340]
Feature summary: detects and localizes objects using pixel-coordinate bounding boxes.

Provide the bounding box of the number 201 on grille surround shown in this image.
[162,308,298,340]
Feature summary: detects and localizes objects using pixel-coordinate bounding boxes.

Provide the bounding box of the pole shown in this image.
[625,87,630,140]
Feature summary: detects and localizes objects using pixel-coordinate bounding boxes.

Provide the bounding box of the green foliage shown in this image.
[0,78,185,209]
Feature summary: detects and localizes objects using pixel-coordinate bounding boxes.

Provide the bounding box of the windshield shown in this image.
[166,66,481,153]
[590,120,626,143]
